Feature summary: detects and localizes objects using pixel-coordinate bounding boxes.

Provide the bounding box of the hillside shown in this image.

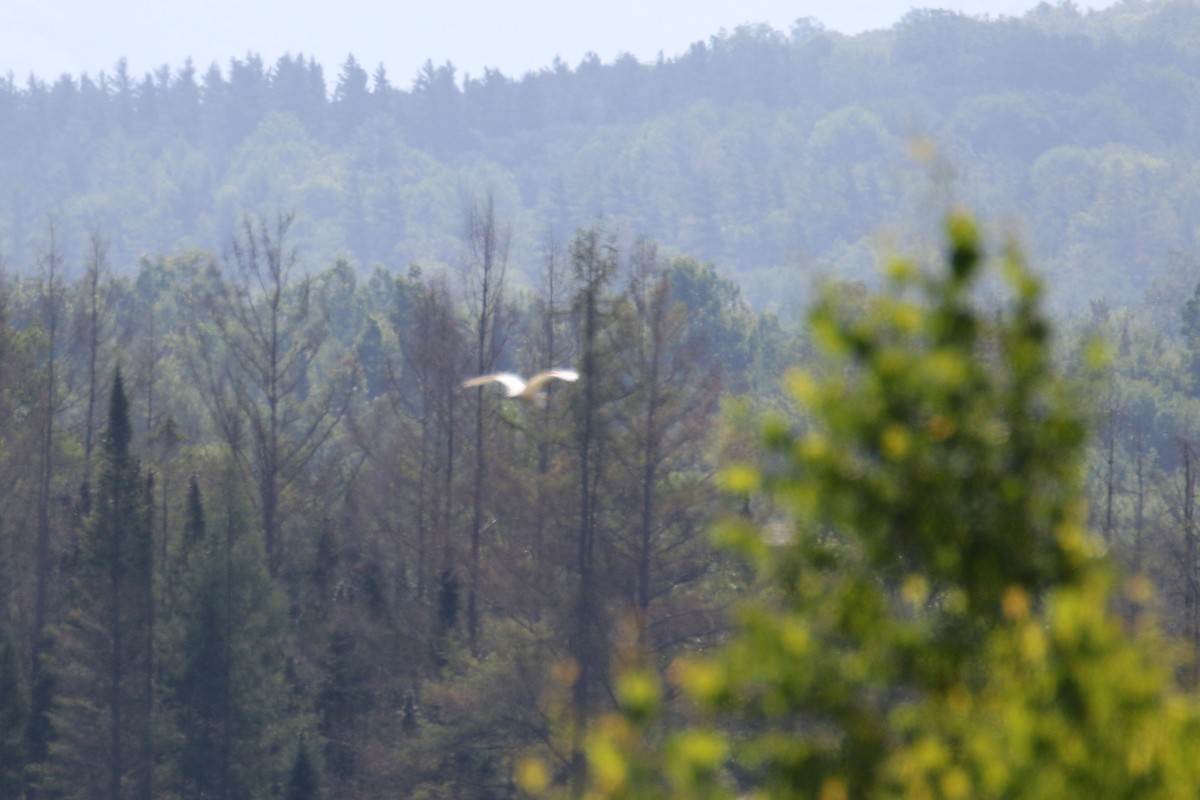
[3,0,1200,310]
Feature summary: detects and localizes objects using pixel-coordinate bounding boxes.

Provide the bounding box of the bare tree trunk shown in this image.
[622,246,721,656]
[222,474,235,800]
[568,227,616,798]
[463,191,508,655]
[139,474,155,800]
[31,226,63,706]
[398,277,468,626]
[1102,384,1117,545]
[416,419,430,604]
[1184,440,1198,689]
[442,392,457,577]
[82,230,110,498]
[533,228,569,596]
[636,318,662,623]
[1132,422,1148,575]
[144,294,156,434]
[109,487,125,800]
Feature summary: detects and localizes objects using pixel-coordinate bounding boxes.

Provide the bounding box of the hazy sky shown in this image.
[5,0,1119,87]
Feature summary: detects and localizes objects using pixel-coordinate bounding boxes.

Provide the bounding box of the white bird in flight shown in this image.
[462,369,579,407]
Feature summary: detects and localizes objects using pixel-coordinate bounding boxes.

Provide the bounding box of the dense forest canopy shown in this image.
[4,0,1200,311]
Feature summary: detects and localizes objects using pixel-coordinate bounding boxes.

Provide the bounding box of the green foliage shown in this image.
[551,213,1200,799]
[316,629,372,780]
[285,738,322,800]
[0,624,27,798]
[6,2,1200,309]
[46,369,156,800]
[182,475,205,548]
[158,465,297,800]
[397,620,564,800]
[435,569,461,636]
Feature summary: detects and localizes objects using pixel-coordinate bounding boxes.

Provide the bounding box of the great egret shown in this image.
[461,369,579,407]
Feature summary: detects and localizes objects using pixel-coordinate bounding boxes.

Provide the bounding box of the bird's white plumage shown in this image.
[523,369,580,393]
[462,372,527,395]
[462,368,579,404]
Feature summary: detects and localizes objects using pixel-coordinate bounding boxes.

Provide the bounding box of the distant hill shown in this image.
[3,0,1200,311]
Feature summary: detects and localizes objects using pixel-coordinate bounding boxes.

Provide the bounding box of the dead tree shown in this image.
[461,191,509,654]
[191,212,350,576]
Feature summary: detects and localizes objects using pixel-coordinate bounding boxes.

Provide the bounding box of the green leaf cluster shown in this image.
[556,213,1200,799]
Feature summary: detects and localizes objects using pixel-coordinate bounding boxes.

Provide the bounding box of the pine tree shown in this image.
[316,629,371,781]
[163,478,225,799]
[182,475,205,549]
[285,738,321,800]
[48,369,154,800]
[0,624,27,798]
[160,464,295,800]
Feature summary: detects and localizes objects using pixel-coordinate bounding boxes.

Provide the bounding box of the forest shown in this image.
[4,0,1200,311]
[6,0,1200,798]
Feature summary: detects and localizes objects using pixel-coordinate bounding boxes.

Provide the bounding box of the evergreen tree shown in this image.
[182,475,205,549]
[285,738,321,800]
[316,629,371,782]
[159,464,295,800]
[0,624,27,798]
[332,54,370,140]
[48,369,154,800]
[163,478,225,799]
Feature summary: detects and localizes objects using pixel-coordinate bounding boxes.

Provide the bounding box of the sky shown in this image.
[3,0,1120,88]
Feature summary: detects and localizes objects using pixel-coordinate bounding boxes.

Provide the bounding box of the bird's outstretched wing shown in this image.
[462,373,527,396]
[524,369,580,393]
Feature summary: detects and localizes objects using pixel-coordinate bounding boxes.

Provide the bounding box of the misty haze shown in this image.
[2,2,1200,798]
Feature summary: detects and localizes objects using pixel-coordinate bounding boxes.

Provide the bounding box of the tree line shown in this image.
[8,194,1200,795]
[5,0,1200,312]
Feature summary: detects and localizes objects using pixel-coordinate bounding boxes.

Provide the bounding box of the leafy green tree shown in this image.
[544,213,1200,799]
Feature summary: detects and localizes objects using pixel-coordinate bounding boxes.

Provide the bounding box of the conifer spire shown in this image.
[105,367,131,461]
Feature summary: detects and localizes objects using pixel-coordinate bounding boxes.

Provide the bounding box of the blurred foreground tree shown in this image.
[533,213,1200,799]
